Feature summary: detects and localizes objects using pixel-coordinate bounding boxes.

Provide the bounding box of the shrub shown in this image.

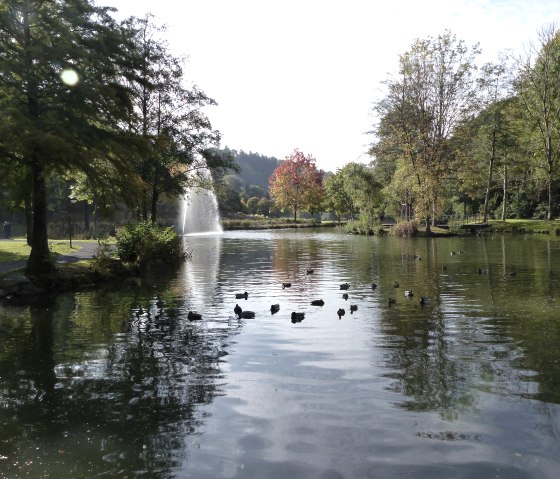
[116,221,185,267]
[390,221,418,237]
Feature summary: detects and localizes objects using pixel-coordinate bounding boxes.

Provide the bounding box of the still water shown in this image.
[1,229,559,478]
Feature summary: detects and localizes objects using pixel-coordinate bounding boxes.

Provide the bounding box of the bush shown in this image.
[116,221,185,267]
[390,221,418,237]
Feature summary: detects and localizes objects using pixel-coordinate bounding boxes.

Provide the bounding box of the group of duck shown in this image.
[186,269,429,322]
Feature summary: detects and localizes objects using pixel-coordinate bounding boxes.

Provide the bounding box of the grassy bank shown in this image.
[222,218,344,230]
[484,219,560,234]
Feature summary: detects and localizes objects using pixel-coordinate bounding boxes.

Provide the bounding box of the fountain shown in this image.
[180,163,223,235]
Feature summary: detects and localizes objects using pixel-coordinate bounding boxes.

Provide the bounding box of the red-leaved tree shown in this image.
[269,149,324,221]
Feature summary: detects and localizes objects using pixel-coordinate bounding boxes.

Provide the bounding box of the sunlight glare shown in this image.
[60,68,79,86]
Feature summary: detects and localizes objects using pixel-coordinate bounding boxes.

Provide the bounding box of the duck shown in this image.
[187,311,202,321]
[234,304,242,317]
[235,292,249,300]
[306,269,314,275]
[339,283,350,290]
[393,281,400,288]
[478,268,488,275]
[404,290,414,298]
[387,298,396,305]
[342,293,349,300]
[311,299,325,306]
[270,303,280,314]
[240,311,255,319]
[350,305,358,314]
[282,282,292,289]
[291,312,305,323]
[371,283,378,290]
[337,308,346,319]
[420,296,429,305]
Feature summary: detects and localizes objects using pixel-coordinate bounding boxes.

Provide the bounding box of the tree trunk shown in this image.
[501,163,508,221]
[293,206,297,222]
[84,202,90,238]
[483,125,497,223]
[150,189,159,223]
[24,190,33,246]
[547,166,553,220]
[26,158,52,275]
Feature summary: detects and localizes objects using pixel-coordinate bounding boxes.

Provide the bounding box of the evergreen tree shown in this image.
[0,0,142,274]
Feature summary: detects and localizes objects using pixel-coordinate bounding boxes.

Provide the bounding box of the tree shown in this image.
[269,149,324,221]
[323,171,354,221]
[478,58,514,222]
[372,31,480,230]
[516,24,560,219]
[125,16,234,223]
[0,0,142,274]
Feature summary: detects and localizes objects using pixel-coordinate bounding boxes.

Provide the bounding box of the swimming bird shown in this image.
[405,290,414,298]
[240,311,255,319]
[350,305,358,314]
[371,283,378,290]
[337,308,346,319]
[478,268,488,275]
[187,311,202,321]
[420,296,429,305]
[340,283,350,290]
[270,303,280,314]
[306,269,314,275]
[291,312,305,323]
[387,298,396,305]
[342,293,349,300]
[282,282,292,289]
[234,304,242,317]
[393,281,400,288]
[235,292,249,300]
[311,299,324,306]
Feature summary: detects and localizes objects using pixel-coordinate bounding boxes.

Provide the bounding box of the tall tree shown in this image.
[516,24,560,220]
[125,16,232,223]
[0,0,142,274]
[269,149,324,221]
[372,31,480,230]
[478,58,513,222]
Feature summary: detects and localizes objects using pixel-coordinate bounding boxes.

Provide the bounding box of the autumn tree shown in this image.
[269,149,324,221]
[372,31,480,230]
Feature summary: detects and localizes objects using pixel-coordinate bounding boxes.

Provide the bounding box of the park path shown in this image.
[0,239,100,273]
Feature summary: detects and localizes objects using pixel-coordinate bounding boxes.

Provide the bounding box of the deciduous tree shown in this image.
[269,149,324,221]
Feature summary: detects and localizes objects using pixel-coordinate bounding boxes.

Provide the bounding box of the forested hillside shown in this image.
[229,150,281,190]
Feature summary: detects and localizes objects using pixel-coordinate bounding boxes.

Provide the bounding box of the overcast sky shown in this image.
[100,0,559,172]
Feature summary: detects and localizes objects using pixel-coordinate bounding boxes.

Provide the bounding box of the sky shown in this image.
[99,0,559,172]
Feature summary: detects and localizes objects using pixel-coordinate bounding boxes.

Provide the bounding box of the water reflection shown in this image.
[0,231,559,478]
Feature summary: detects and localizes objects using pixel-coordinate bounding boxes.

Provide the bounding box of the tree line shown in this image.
[253,26,560,229]
[0,1,234,274]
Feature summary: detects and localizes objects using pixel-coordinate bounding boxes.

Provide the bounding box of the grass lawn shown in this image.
[0,240,83,263]
[487,219,560,234]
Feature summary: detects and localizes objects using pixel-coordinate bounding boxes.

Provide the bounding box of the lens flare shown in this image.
[60,69,79,86]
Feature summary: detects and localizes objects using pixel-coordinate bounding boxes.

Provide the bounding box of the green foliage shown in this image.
[115,221,184,267]
[90,239,115,276]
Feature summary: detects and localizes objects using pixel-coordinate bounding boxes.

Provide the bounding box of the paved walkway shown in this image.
[0,239,100,273]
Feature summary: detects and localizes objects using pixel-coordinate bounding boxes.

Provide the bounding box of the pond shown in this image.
[1,229,559,478]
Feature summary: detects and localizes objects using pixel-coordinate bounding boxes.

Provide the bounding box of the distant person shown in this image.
[3,221,11,239]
